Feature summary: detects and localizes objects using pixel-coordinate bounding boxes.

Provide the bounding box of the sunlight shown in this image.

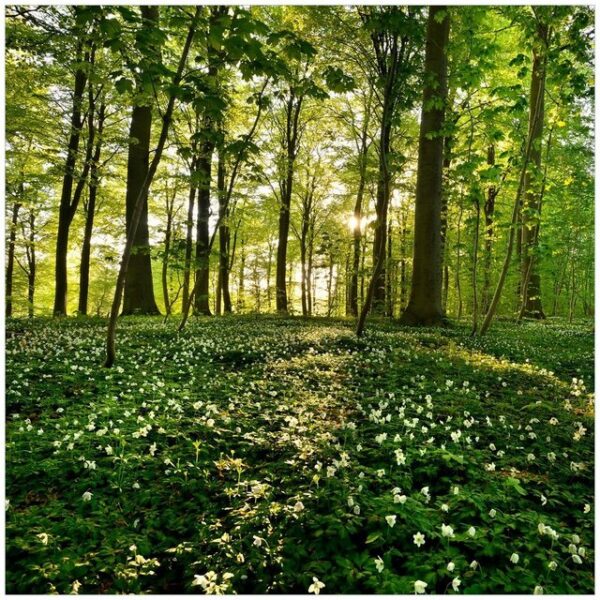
[347,215,368,232]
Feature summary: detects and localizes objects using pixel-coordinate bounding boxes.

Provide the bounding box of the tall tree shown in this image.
[399,6,450,326]
[78,101,106,315]
[274,82,305,313]
[520,10,548,319]
[52,10,94,315]
[105,6,201,366]
[121,6,162,315]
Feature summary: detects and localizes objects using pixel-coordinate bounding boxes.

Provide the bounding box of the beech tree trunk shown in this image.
[481,144,497,315]
[217,150,232,314]
[53,38,89,316]
[520,20,548,319]
[181,158,197,312]
[78,102,105,316]
[122,6,161,316]
[349,125,369,317]
[105,6,200,366]
[6,199,21,317]
[276,89,303,313]
[26,211,36,318]
[399,6,449,326]
[194,144,213,316]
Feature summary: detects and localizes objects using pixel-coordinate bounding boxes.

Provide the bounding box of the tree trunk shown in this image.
[481,144,497,315]
[53,38,89,316]
[217,151,232,314]
[161,186,176,316]
[266,239,273,311]
[300,218,308,317]
[440,127,454,314]
[105,6,200,365]
[194,142,214,316]
[471,197,481,334]
[371,115,391,314]
[27,211,36,318]
[521,19,548,319]
[122,7,162,316]
[455,205,463,319]
[276,91,302,313]
[78,102,105,316]
[399,210,407,311]
[6,200,21,317]
[349,125,369,317]
[237,239,245,312]
[122,101,160,315]
[386,221,393,317]
[399,6,449,326]
[181,158,197,312]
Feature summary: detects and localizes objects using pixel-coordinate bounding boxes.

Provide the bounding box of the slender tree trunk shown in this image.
[481,144,497,315]
[181,158,197,312]
[349,128,369,317]
[455,204,463,319]
[386,221,393,317]
[399,210,407,310]
[53,39,89,316]
[471,197,481,334]
[479,47,545,336]
[371,116,391,314]
[217,151,232,314]
[327,254,334,317]
[276,91,302,313]
[399,6,449,326]
[440,127,454,314]
[300,214,308,316]
[360,235,366,309]
[78,102,105,316]
[266,239,273,311]
[6,199,21,317]
[568,259,576,323]
[237,239,245,312]
[27,211,36,318]
[194,141,214,316]
[161,188,176,316]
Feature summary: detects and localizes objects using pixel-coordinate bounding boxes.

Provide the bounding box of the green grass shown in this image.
[6,315,594,594]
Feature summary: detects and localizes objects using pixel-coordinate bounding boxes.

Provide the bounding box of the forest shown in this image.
[5,4,595,595]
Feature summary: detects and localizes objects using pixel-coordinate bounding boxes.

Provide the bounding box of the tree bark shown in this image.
[349,127,369,317]
[520,18,548,319]
[78,102,105,315]
[276,89,303,313]
[6,199,21,317]
[53,36,89,316]
[181,157,197,312]
[217,149,232,314]
[481,144,497,315]
[122,6,161,316]
[194,143,214,316]
[399,6,449,326]
[105,6,200,366]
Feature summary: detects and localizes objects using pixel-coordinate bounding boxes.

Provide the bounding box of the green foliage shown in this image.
[5,317,594,593]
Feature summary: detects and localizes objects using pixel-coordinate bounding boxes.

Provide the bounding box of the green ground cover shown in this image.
[5,316,594,594]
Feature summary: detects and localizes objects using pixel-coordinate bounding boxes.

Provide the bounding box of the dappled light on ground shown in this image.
[6,316,594,594]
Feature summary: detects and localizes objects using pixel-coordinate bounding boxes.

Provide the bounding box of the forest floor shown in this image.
[5,315,594,594]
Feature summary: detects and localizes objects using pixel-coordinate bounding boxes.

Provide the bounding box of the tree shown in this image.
[398,7,450,326]
[121,6,162,315]
[519,9,548,319]
[105,6,201,366]
[52,9,95,316]
[78,101,106,315]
